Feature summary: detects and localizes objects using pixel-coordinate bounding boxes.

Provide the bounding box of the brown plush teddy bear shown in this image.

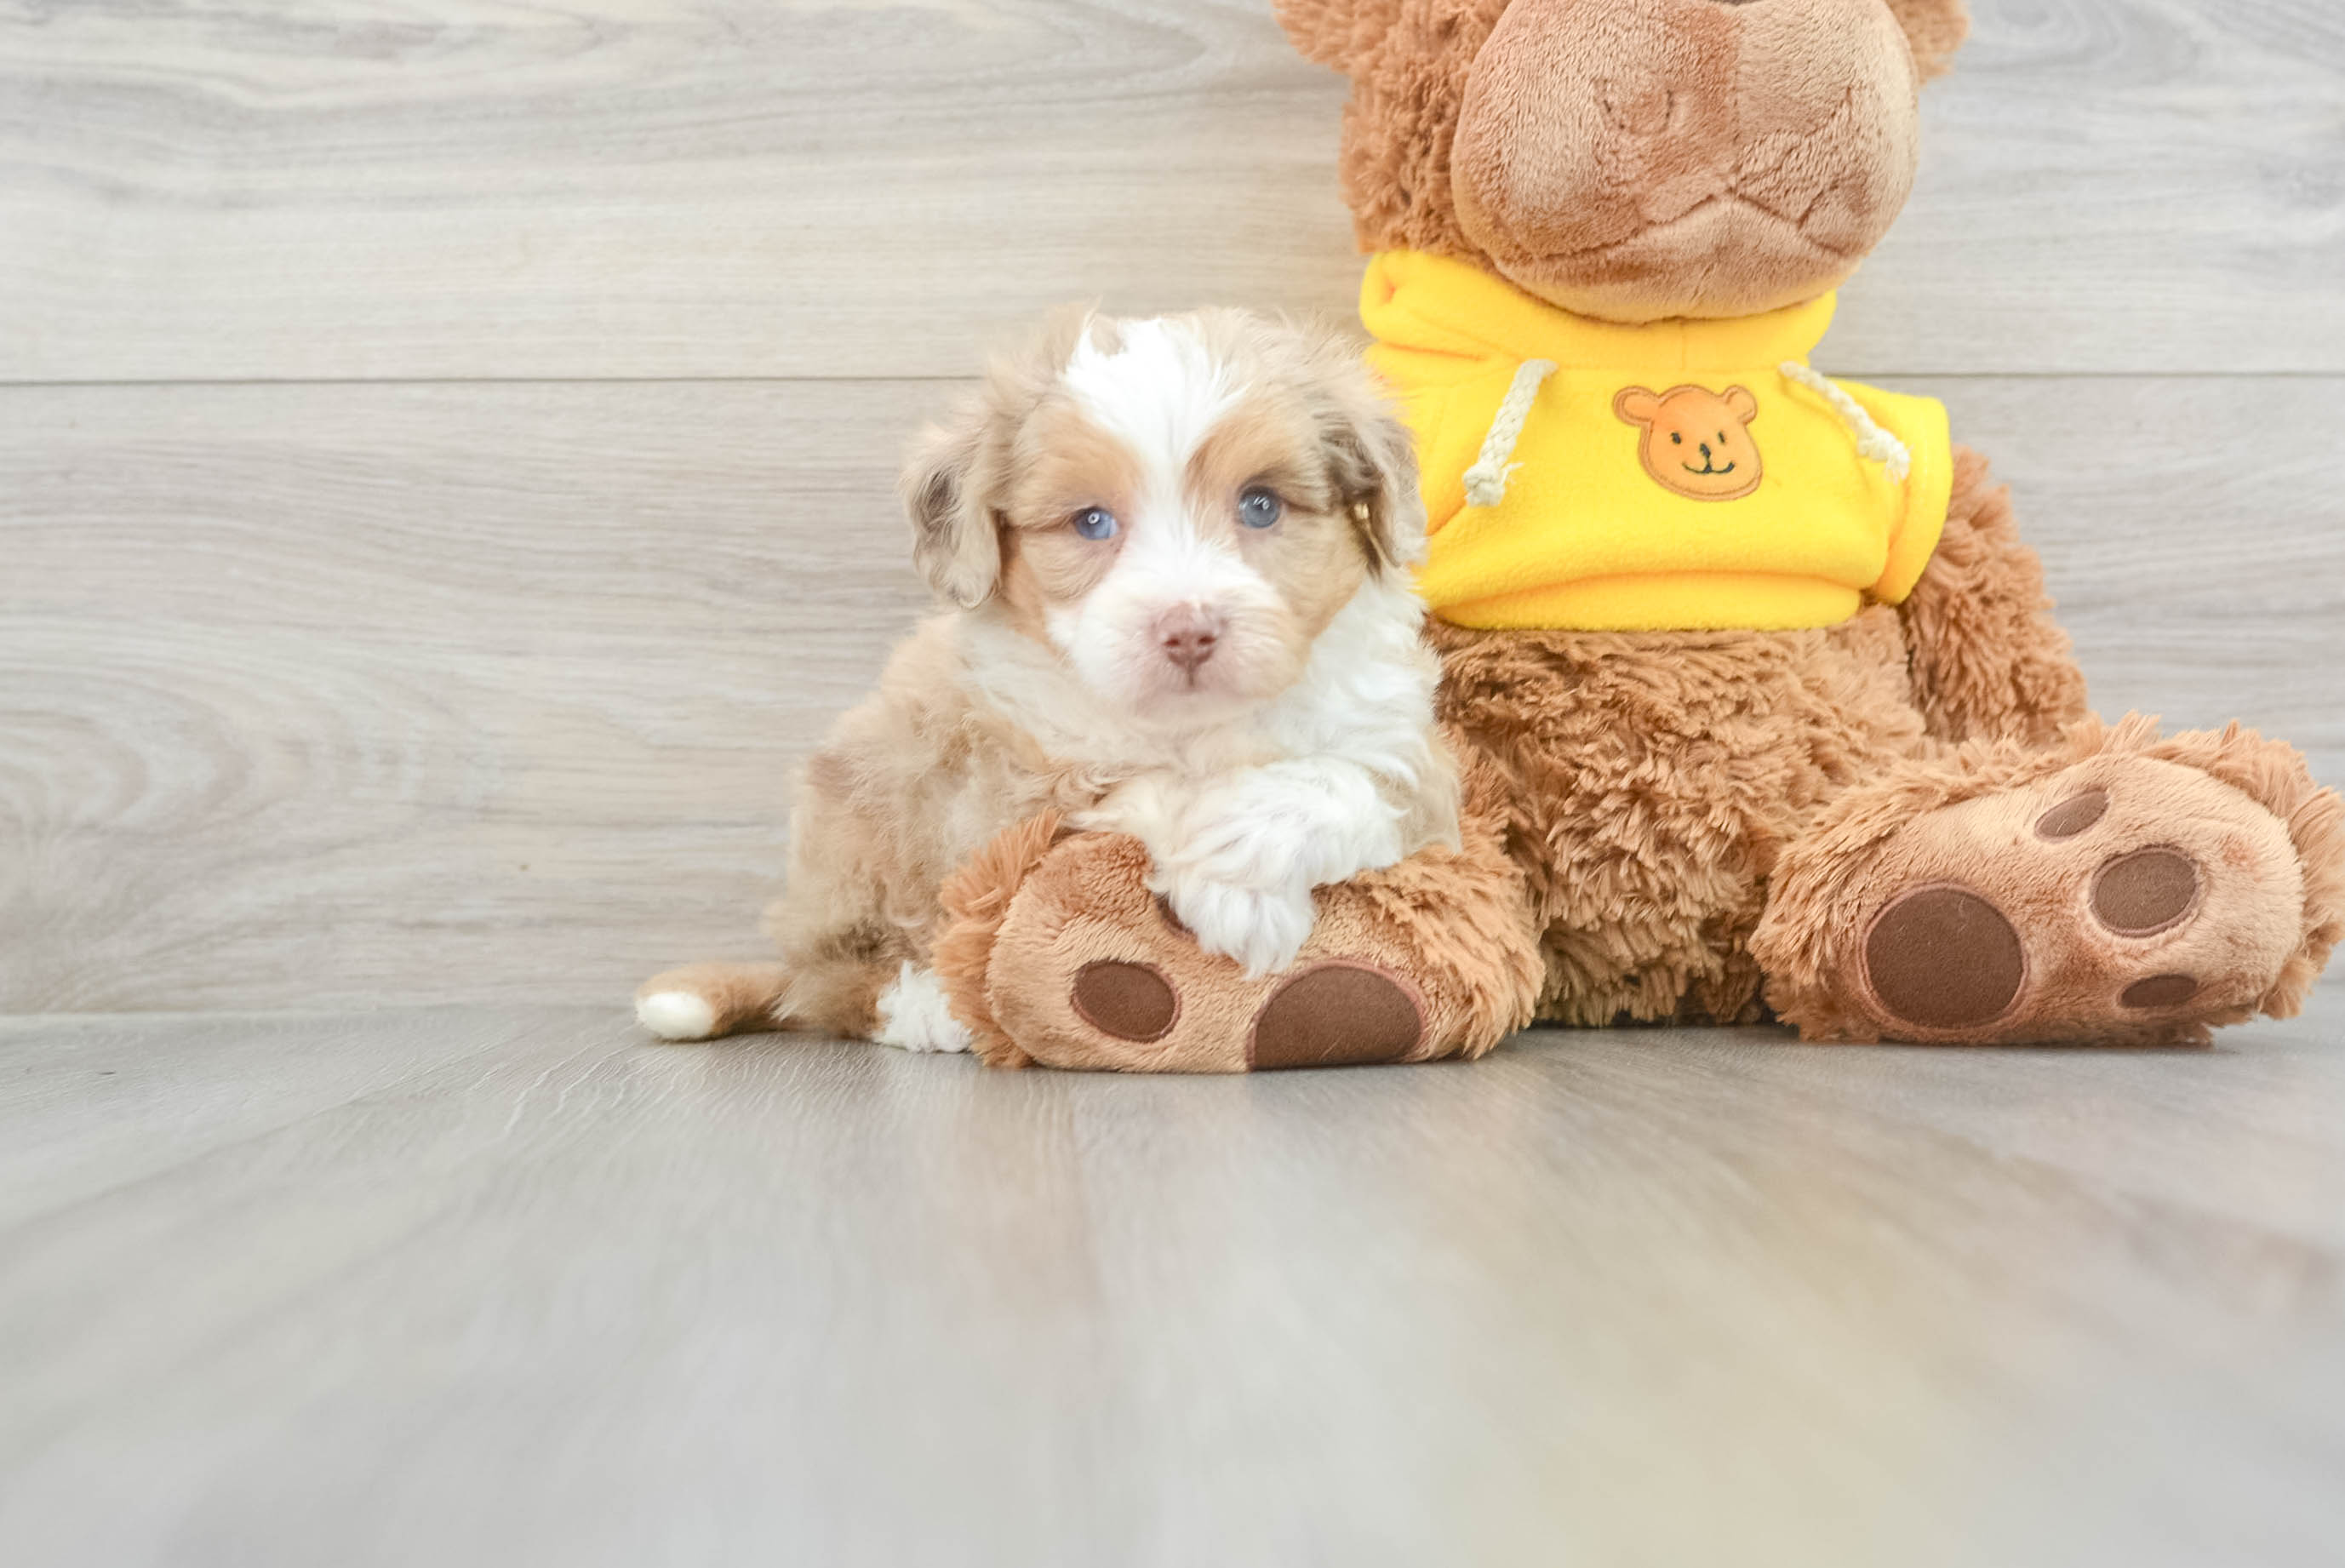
[935,0,2343,1070]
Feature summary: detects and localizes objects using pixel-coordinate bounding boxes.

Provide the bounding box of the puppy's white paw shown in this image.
[1168,775,1405,897]
[1171,806,1307,895]
[873,964,973,1054]
[1168,878,1315,979]
[637,990,718,1041]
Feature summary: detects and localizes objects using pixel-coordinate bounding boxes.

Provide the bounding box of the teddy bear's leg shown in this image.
[1753,715,2345,1044]
[930,814,1543,1073]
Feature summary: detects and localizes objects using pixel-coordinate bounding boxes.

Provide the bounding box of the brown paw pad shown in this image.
[1248,963,1424,1071]
[1071,960,1178,1044]
[2091,848,2201,936]
[2121,973,2200,1010]
[2035,790,2109,840]
[1864,885,2026,1030]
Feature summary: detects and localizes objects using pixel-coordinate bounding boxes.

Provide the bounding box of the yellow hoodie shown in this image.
[1362,249,1953,631]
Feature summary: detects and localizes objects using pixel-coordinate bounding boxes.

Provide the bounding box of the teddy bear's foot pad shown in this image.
[1070,960,1181,1044]
[1862,886,2026,1030]
[1848,758,2302,1043]
[1247,963,1426,1070]
[1046,936,1428,1073]
[944,827,1539,1073]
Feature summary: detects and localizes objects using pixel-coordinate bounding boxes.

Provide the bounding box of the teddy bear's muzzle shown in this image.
[1446,0,1925,322]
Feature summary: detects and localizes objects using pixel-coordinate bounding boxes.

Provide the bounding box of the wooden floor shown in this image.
[4,0,2343,1559]
[3,998,2342,1565]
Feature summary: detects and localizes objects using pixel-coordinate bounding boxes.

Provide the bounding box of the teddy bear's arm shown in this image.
[1895,444,2090,747]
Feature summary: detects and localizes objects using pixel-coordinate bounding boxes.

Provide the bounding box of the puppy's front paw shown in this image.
[1171,807,1307,896]
[1166,878,1315,979]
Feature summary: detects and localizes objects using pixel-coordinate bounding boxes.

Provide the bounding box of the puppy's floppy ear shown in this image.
[901,405,1001,609]
[1312,362,1427,575]
[1273,0,1405,72]
[1881,0,1970,81]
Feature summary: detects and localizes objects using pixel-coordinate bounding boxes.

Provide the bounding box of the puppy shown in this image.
[636,309,1458,1050]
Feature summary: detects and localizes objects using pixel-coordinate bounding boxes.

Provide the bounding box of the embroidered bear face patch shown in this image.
[1614,384,1763,501]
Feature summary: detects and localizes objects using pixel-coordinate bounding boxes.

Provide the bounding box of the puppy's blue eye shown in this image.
[1238,488,1284,529]
[1072,506,1118,541]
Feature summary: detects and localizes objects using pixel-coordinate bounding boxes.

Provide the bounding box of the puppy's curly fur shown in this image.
[637,310,1457,1046]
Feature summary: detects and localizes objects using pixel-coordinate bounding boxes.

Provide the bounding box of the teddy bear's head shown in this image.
[1615,383,1764,500]
[1278,0,1970,322]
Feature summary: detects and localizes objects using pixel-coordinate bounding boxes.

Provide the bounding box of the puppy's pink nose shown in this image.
[1154,605,1222,672]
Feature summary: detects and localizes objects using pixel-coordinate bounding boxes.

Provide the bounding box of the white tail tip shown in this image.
[636,989,718,1041]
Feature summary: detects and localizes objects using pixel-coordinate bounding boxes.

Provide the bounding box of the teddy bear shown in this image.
[932,0,2343,1071]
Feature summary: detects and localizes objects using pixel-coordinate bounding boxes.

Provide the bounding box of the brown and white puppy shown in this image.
[636,310,1458,1050]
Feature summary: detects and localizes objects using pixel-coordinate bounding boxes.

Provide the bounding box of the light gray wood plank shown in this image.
[0,1007,567,1231]
[0,0,2337,382]
[3,375,2339,1012]
[1,1000,2341,1565]
[0,379,940,1011]
[1891,374,2345,756]
[1853,0,2345,375]
[0,0,1363,383]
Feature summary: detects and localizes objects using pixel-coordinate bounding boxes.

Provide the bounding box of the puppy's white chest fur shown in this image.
[953,571,1456,976]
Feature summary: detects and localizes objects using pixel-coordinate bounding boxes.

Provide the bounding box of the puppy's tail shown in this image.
[634,961,793,1041]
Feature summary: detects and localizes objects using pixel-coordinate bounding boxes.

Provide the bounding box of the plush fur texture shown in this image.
[638,309,1458,1045]
[1896,447,2087,747]
[937,0,2341,1068]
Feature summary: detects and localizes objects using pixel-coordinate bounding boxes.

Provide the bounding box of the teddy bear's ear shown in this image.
[1881,0,1971,81]
[1613,388,1662,427]
[1273,0,1405,73]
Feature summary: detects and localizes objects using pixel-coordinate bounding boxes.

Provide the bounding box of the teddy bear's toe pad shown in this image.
[2122,974,2200,1010]
[1864,886,2026,1030]
[2090,848,2200,936]
[1850,758,2303,1042]
[2034,791,2108,840]
[1070,960,1180,1043]
[1248,963,1426,1070]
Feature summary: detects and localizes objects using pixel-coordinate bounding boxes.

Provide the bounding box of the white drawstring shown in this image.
[1778,360,1910,482]
[1462,358,1558,507]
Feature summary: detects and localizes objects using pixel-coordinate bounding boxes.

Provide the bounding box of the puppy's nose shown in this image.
[1154,605,1222,672]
